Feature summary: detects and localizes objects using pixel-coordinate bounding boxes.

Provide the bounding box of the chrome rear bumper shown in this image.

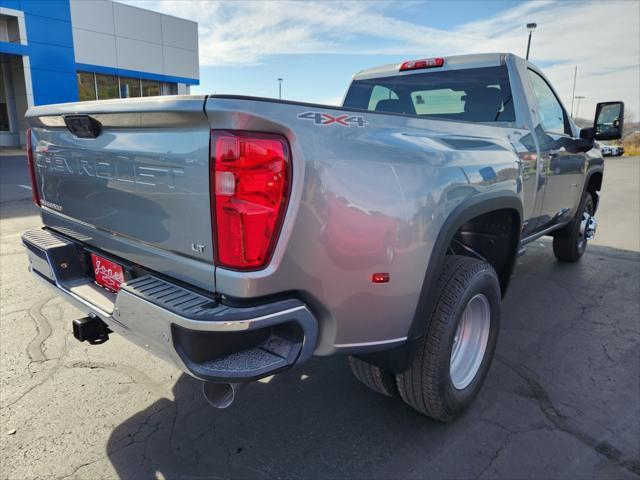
[22,228,318,382]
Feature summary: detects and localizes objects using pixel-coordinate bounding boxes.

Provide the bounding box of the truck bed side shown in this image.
[26,94,525,355]
[204,95,524,354]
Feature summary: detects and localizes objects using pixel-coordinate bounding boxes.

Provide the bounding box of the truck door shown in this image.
[527,69,586,229]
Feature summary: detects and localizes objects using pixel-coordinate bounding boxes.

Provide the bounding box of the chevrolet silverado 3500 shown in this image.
[23,53,624,421]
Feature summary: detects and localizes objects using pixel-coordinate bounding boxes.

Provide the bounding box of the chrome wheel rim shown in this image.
[578,202,595,251]
[450,294,491,390]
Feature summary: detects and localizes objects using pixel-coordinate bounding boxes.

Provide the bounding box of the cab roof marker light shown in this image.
[400,57,444,71]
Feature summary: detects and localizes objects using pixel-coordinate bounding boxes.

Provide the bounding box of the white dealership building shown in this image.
[0,0,199,146]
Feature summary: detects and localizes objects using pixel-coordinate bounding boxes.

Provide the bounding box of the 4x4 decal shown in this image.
[297,111,369,127]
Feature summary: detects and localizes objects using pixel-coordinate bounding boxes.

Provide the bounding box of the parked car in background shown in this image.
[22,53,624,421]
[601,143,624,156]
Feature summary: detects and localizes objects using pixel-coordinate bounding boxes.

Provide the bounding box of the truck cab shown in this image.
[343,53,610,238]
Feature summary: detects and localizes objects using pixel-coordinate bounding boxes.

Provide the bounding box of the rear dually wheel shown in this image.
[396,255,501,421]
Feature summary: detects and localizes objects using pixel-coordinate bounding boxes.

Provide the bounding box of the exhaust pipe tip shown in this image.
[202,381,243,409]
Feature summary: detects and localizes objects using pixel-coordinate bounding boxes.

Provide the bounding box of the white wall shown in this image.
[69,0,199,80]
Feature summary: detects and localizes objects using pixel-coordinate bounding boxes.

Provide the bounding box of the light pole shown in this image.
[526,23,537,60]
[277,78,283,100]
[574,95,585,119]
[570,66,578,118]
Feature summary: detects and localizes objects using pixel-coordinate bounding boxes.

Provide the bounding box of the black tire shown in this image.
[552,193,594,262]
[348,356,398,398]
[396,255,500,421]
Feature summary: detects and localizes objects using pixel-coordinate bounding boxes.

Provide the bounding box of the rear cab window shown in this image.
[368,86,399,110]
[343,66,516,123]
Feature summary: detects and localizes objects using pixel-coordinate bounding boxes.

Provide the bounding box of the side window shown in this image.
[410,88,465,115]
[367,85,398,110]
[527,70,568,135]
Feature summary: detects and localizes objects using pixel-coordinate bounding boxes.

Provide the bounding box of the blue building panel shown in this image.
[19,0,79,105]
[29,69,78,105]
[19,0,72,22]
[1,0,22,11]
[23,14,75,48]
[27,44,76,73]
[0,42,29,56]
[31,94,80,106]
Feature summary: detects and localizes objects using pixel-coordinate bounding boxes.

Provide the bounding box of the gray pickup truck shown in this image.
[23,53,624,421]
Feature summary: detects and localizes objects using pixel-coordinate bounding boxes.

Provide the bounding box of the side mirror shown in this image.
[593,101,624,140]
[576,127,594,152]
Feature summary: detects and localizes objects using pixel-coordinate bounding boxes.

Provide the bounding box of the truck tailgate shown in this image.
[26,96,215,291]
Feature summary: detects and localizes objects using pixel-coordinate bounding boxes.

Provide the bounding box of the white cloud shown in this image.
[124,1,470,63]
[122,0,640,119]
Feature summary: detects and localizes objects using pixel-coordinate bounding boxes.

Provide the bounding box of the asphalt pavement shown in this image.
[0,155,32,204]
[1,155,638,479]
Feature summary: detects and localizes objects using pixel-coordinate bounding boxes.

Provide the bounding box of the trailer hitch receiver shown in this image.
[72,316,112,345]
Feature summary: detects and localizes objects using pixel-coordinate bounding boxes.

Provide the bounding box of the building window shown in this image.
[77,72,97,101]
[120,77,141,98]
[0,64,8,130]
[96,74,119,100]
[77,72,179,101]
[162,82,178,95]
[141,79,161,97]
[0,15,22,44]
[0,106,9,131]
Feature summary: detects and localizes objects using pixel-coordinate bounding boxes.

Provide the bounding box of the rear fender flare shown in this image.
[583,167,604,212]
[358,192,522,373]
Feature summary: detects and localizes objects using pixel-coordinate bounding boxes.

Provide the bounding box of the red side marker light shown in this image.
[400,57,444,71]
[372,273,390,284]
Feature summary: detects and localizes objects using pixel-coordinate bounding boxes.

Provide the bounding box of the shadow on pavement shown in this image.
[0,154,36,207]
[106,242,640,479]
[0,199,39,220]
[106,363,448,479]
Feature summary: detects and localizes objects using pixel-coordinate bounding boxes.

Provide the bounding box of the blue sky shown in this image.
[124,1,639,119]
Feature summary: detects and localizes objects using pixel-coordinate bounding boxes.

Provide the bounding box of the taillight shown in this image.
[25,127,41,206]
[399,57,444,71]
[210,130,291,270]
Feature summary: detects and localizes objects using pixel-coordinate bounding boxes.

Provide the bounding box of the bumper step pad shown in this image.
[22,228,318,383]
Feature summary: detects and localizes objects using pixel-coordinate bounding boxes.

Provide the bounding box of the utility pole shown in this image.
[570,66,578,118]
[526,23,537,60]
[278,78,283,100]
[574,95,585,119]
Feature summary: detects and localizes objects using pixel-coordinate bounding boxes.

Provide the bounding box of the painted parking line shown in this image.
[18,184,32,190]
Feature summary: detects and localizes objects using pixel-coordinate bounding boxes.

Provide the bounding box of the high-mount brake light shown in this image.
[25,128,41,206]
[210,130,291,270]
[399,57,445,71]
